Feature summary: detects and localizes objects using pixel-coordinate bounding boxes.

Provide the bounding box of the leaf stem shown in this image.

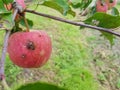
[25,9,120,37]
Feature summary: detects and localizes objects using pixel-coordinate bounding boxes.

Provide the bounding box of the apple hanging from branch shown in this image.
[16,0,26,9]
[105,0,117,9]
[7,30,52,68]
[96,0,108,13]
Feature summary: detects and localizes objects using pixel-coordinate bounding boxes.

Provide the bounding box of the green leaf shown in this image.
[70,0,92,9]
[19,18,33,29]
[0,12,14,30]
[0,0,14,29]
[41,1,75,16]
[0,0,8,13]
[84,12,120,29]
[80,0,92,9]
[16,82,66,90]
[2,0,13,4]
[53,0,69,15]
[111,7,119,16]
[72,3,81,9]
[101,32,115,46]
[84,13,119,45]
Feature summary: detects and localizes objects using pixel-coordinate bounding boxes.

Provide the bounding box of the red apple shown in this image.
[96,0,108,13]
[16,0,26,9]
[8,30,52,68]
[105,0,117,9]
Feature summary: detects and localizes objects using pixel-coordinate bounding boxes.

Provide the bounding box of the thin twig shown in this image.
[0,30,11,90]
[25,9,120,37]
[0,30,11,77]
[12,9,19,22]
[0,7,18,90]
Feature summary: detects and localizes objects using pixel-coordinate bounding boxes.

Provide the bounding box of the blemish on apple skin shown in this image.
[38,34,41,37]
[21,54,26,59]
[26,41,35,50]
[40,50,45,56]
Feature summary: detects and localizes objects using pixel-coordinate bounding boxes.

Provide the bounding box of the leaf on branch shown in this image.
[16,82,66,90]
[0,0,8,13]
[111,7,119,16]
[83,12,120,45]
[84,12,120,28]
[0,13,14,30]
[101,32,115,46]
[19,18,33,29]
[2,0,13,4]
[70,0,92,9]
[0,0,14,30]
[41,0,75,16]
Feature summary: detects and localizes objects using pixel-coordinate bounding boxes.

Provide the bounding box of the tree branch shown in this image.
[0,7,18,90]
[25,9,120,37]
[0,30,11,90]
[0,30,11,79]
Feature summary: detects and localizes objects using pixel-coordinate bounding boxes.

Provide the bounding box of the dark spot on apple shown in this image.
[26,40,35,50]
[38,34,41,37]
[21,54,26,59]
[100,1,104,6]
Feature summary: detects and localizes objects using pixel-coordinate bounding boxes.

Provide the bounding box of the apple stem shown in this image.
[0,30,11,90]
[25,9,120,37]
[24,15,30,32]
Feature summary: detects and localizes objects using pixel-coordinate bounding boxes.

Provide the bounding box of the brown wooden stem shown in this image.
[24,15,30,32]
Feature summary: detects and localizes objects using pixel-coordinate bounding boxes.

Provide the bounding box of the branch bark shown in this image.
[0,8,18,90]
[25,9,120,37]
[0,30,11,80]
[0,30,11,90]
